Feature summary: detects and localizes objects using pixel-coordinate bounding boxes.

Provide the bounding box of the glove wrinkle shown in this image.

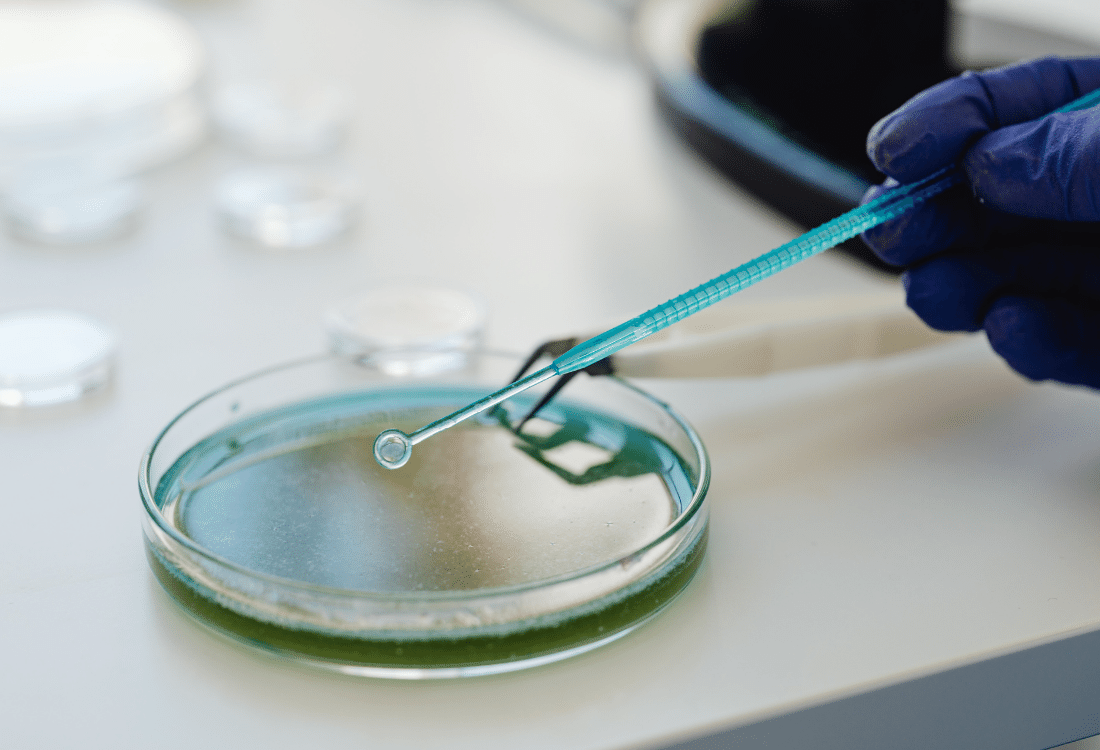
[1065,59,1084,102]
[966,112,1100,221]
[971,71,1002,131]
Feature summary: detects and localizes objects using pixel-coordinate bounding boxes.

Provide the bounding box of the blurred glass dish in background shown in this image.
[326,284,487,376]
[0,309,117,407]
[502,0,641,54]
[0,1,205,187]
[3,170,143,244]
[215,166,358,248]
[211,80,351,159]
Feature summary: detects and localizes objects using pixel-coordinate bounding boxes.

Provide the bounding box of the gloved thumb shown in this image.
[965,107,1100,221]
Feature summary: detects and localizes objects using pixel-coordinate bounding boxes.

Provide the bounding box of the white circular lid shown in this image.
[0,309,116,405]
[0,1,203,128]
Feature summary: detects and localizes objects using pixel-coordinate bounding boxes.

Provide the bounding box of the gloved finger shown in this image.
[867,57,1100,183]
[860,179,979,266]
[965,107,1100,221]
[902,255,1002,332]
[901,242,1100,331]
[984,296,1100,389]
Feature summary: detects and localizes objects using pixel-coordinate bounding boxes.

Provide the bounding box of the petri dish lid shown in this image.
[0,309,117,406]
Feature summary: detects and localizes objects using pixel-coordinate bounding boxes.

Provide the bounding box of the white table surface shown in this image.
[3,1,1100,748]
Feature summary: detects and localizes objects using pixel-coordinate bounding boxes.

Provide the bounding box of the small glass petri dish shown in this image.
[325,284,487,376]
[214,167,357,248]
[0,309,116,407]
[140,352,709,678]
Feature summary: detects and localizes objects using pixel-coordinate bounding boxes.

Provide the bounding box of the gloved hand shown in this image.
[861,56,1100,390]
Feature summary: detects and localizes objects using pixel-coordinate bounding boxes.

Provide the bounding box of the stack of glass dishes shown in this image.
[0,1,205,179]
[210,79,357,248]
[140,353,709,677]
[0,1,205,243]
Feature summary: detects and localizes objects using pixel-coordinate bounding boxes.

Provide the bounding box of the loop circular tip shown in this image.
[373,429,412,469]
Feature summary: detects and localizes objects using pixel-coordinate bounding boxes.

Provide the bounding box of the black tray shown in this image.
[635,0,1099,273]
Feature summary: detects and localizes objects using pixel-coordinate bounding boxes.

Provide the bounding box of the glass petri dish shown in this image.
[140,352,709,678]
[214,167,357,248]
[325,284,487,376]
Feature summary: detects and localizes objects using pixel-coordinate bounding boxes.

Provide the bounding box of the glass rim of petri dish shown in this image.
[138,352,710,676]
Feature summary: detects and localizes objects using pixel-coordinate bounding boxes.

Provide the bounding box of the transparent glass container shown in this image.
[139,352,709,678]
[214,166,356,248]
[325,284,487,376]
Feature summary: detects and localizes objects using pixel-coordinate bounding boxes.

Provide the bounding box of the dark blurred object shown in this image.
[636,0,1100,273]
[700,1,950,187]
[698,0,952,271]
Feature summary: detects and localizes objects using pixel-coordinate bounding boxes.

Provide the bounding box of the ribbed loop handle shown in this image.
[644,167,959,330]
[553,168,961,375]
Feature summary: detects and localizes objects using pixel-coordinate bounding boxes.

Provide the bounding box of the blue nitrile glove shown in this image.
[861,56,1100,390]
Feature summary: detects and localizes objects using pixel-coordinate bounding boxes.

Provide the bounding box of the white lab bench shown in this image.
[2,1,1100,748]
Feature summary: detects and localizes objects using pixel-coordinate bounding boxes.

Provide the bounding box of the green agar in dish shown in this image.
[148,386,706,671]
